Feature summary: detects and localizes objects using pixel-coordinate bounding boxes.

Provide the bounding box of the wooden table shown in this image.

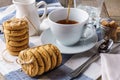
[0,0,12,7]
[100,0,120,24]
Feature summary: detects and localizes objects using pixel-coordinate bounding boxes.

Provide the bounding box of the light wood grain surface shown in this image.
[105,0,120,17]
[0,0,12,7]
[105,0,120,22]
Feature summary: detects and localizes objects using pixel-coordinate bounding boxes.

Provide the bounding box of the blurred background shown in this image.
[0,0,12,7]
[0,0,120,23]
[0,0,58,7]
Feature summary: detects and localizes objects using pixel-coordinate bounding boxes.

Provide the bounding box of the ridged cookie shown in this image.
[4,28,28,36]
[43,45,57,70]
[30,48,45,75]
[6,44,29,51]
[4,33,29,41]
[49,44,62,67]
[6,39,29,47]
[3,18,28,30]
[37,47,51,72]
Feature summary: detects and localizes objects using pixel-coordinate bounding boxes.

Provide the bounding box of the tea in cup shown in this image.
[48,8,89,46]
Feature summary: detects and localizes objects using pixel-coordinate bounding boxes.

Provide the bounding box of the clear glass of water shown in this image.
[74,0,104,28]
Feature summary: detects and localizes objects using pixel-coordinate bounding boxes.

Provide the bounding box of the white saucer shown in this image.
[40,27,98,54]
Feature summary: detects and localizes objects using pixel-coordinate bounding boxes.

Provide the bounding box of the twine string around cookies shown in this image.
[1,49,34,64]
[1,21,16,63]
[1,49,14,63]
[16,57,34,65]
[24,16,39,35]
[1,25,11,63]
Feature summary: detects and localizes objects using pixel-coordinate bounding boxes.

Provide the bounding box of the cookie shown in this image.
[19,49,29,73]
[43,45,57,70]
[19,49,39,77]
[4,28,28,36]
[30,48,45,75]
[7,50,20,56]
[6,44,29,51]
[4,33,29,41]
[18,44,62,77]
[3,18,28,30]
[37,46,51,72]
[101,19,109,27]
[49,44,62,67]
[109,20,118,28]
[6,39,29,47]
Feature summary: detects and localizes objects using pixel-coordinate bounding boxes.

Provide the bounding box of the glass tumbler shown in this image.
[74,0,104,28]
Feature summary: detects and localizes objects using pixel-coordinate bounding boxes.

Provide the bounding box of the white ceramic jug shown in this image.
[12,0,47,36]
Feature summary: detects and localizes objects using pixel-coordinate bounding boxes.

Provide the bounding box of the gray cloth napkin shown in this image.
[0,36,101,80]
[5,54,92,80]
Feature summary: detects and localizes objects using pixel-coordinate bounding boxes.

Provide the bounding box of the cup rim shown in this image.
[48,8,89,26]
[12,0,35,5]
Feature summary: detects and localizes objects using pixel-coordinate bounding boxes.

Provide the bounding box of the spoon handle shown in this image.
[69,53,100,79]
[68,39,113,79]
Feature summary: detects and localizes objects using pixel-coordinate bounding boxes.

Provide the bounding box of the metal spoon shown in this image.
[68,38,113,79]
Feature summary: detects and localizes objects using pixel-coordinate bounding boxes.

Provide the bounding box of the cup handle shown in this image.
[80,24,95,41]
[37,1,47,21]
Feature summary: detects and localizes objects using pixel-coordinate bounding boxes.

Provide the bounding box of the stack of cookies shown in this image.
[3,18,29,56]
[18,44,62,77]
[101,19,120,42]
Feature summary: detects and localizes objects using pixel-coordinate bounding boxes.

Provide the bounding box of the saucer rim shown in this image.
[40,28,98,54]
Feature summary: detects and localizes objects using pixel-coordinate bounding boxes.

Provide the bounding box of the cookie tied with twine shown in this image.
[17,44,62,77]
[2,18,29,56]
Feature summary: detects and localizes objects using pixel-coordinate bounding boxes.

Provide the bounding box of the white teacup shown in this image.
[48,8,89,46]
